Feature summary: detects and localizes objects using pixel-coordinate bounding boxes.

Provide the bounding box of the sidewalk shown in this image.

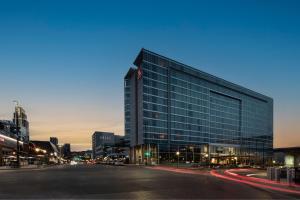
[0,164,53,170]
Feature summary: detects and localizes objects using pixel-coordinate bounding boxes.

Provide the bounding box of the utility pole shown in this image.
[262,142,265,168]
[157,144,160,165]
[176,150,180,168]
[148,143,150,165]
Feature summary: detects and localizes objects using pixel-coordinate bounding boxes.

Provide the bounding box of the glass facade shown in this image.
[125,49,273,166]
[124,77,131,142]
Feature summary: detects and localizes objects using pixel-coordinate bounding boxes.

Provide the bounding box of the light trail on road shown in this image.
[211,170,300,196]
[146,166,208,175]
[225,169,300,188]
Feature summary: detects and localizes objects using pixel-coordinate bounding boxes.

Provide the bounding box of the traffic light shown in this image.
[144,152,151,157]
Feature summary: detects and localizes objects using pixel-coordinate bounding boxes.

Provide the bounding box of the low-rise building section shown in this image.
[62,143,71,159]
[0,104,30,166]
[29,140,60,164]
[92,132,128,159]
[274,147,300,167]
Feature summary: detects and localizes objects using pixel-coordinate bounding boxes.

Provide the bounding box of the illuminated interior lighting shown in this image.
[0,133,24,144]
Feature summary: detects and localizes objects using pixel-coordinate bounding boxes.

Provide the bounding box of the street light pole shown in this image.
[262,142,265,168]
[176,151,180,168]
[13,100,20,168]
[190,146,195,163]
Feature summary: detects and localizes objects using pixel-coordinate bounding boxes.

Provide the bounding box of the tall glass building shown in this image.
[124,49,273,166]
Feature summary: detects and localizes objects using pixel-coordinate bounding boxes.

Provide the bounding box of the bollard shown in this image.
[287,168,295,185]
[267,167,272,180]
[274,168,281,182]
[271,167,275,180]
[267,167,275,180]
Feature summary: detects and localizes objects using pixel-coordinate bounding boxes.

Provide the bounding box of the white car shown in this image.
[70,161,78,165]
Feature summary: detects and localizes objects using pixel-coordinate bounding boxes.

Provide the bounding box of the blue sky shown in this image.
[0,0,299,150]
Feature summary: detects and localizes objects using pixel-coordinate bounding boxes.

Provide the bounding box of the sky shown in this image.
[0,0,299,151]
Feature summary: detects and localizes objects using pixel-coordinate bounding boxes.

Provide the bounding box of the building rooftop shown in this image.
[124,67,137,79]
[134,48,273,103]
[30,141,59,153]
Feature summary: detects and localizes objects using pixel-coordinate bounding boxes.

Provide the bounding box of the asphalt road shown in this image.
[0,165,297,199]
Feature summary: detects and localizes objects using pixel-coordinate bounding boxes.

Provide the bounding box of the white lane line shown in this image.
[246,174,257,177]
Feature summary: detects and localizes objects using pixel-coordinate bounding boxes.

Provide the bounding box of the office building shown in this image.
[62,143,71,158]
[114,135,124,145]
[124,49,273,165]
[13,105,29,143]
[92,131,116,159]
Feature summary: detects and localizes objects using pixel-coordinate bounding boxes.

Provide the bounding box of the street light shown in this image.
[205,154,209,167]
[190,146,195,163]
[234,157,238,165]
[13,100,20,168]
[176,151,180,168]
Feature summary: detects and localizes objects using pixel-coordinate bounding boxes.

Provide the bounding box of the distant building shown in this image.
[50,137,58,146]
[71,150,93,161]
[13,106,29,143]
[30,141,59,164]
[92,132,115,159]
[30,140,59,155]
[274,147,300,167]
[62,143,71,158]
[84,150,93,160]
[114,135,124,145]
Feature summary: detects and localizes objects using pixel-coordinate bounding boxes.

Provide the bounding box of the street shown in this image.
[0,165,298,199]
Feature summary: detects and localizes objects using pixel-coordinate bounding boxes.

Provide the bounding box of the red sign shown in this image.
[137,67,142,80]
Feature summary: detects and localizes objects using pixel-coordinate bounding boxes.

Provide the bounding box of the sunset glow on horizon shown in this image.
[0,1,299,151]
